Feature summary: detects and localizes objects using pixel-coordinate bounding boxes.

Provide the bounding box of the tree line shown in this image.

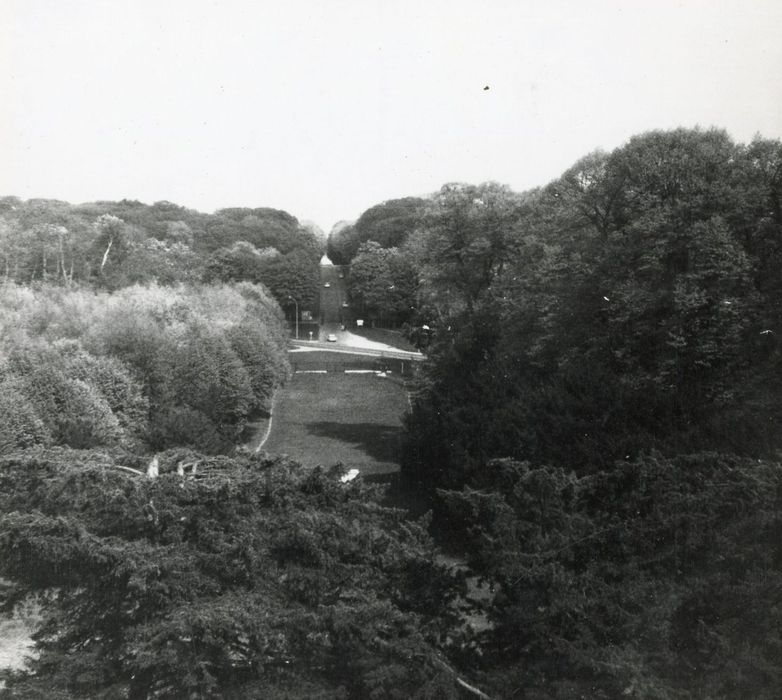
[401,129,782,480]
[0,198,323,318]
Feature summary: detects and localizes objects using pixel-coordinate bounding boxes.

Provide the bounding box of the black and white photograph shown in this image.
[1,0,781,697]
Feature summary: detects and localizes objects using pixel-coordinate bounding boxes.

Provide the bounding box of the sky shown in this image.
[1,0,781,232]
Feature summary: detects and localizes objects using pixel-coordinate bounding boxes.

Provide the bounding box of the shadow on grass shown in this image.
[305,421,402,464]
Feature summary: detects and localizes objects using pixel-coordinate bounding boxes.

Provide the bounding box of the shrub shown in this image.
[165,321,254,444]
[0,375,51,454]
[226,322,290,413]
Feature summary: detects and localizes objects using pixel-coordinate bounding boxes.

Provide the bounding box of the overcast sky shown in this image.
[1,0,781,231]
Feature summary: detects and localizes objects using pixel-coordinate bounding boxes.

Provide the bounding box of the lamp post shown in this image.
[287,296,299,339]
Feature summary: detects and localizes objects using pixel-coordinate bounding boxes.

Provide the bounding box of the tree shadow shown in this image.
[305,421,402,464]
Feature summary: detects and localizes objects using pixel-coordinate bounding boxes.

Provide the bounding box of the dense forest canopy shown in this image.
[402,129,782,482]
[0,198,323,315]
[325,129,782,478]
[326,197,428,265]
[2,127,782,698]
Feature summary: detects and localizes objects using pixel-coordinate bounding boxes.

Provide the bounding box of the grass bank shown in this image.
[261,372,409,475]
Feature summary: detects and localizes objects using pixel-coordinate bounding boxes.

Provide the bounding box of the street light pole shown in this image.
[287,296,299,339]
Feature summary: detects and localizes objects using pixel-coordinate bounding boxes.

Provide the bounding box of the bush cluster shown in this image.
[0,282,290,455]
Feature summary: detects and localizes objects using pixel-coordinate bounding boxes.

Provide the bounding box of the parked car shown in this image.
[324,282,331,288]
[326,333,338,342]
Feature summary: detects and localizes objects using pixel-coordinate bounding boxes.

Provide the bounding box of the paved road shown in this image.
[313,258,424,361]
[290,339,424,362]
[319,260,349,339]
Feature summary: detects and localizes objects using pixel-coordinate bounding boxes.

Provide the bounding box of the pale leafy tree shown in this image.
[124,237,201,285]
[93,213,125,275]
[51,224,72,285]
[0,282,291,454]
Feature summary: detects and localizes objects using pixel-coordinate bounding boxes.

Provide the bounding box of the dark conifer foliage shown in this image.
[0,450,464,698]
[439,453,782,699]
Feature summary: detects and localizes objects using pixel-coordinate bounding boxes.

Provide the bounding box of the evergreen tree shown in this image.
[0,450,467,699]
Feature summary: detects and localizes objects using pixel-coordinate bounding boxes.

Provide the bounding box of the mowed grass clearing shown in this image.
[261,372,409,475]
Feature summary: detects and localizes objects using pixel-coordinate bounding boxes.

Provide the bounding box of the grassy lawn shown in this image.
[261,373,410,475]
[289,351,416,377]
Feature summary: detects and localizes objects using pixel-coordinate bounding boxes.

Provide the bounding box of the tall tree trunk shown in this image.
[59,237,68,284]
[100,236,114,273]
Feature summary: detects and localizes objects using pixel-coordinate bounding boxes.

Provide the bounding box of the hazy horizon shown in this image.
[2,0,781,232]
